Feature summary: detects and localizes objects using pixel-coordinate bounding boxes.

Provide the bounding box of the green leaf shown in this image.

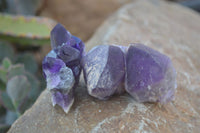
[2,57,12,69]
[5,111,18,125]
[0,68,7,83]
[7,64,25,79]
[1,92,15,111]
[4,0,42,15]
[15,53,38,74]
[0,41,14,62]
[0,14,56,46]
[6,75,30,108]
[17,72,40,113]
[0,80,6,91]
[25,72,40,100]
[18,98,32,114]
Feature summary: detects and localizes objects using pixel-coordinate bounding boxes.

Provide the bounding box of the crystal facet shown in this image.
[51,89,74,113]
[50,23,71,49]
[125,44,177,104]
[56,44,81,68]
[50,23,85,54]
[68,35,85,55]
[42,57,65,74]
[82,45,125,100]
[43,23,84,113]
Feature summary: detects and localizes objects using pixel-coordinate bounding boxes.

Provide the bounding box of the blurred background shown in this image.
[0,0,199,132]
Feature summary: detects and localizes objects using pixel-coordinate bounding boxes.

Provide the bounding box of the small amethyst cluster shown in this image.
[43,24,177,113]
[42,24,84,113]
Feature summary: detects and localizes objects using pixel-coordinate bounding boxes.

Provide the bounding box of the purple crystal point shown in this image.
[56,45,81,67]
[51,23,85,54]
[55,44,82,85]
[42,57,65,74]
[68,35,85,55]
[51,89,74,113]
[50,23,71,49]
[125,44,177,104]
[42,56,75,112]
[50,23,84,84]
[82,45,125,100]
[42,57,75,91]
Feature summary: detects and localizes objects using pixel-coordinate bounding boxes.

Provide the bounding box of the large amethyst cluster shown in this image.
[43,24,176,114]
[82,44,177,104]
[42,24,84,113]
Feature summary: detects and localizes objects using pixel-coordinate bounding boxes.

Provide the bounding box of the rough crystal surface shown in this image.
[82,45,125,100]
[50,23,71,49]
[42,57,65,75]
[125,44,177,103]
[56,44,81,67]
[50,23,84,85]
[51,89,74,114]
[50,23,85,53]
[68,35,85,55]
[43,23,84,113]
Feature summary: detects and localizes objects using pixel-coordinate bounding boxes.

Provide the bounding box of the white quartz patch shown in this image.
[83,45,109,95]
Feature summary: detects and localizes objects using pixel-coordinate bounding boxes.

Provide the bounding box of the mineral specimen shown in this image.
[50,23,71,49]
[55,44,82,85]
[51,89,74,113]
[44,23,176,112]
[50,23,84,85]
[42,57,74,90]
[125,44,177,103]
[42,57,75,113]
[42,23,84,113]
[82,45,125,100]
[50,23,85,54]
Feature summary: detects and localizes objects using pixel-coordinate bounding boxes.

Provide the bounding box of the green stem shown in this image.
[13,102,21,117]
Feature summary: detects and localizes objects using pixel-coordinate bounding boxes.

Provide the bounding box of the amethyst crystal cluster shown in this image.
[42,24,84,113]
[43,24,176,113]
[82,44,177,104]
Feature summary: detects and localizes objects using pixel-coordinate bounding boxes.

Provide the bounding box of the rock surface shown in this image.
[9,0,200,132]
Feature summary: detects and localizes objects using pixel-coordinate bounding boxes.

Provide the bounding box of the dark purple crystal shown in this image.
[42,57,75,91]
[125,44,177,103]
[56,45,81,68]
[50,23,85,54]
[82,45,125,100]
[42,57,65,74]
[68,35,85,55]
[51,89,74,113]
[50,23,71,49]
[55,44,82,86]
